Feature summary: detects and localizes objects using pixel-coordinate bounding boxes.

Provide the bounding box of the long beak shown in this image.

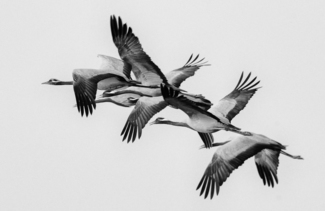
[42,81,50,84]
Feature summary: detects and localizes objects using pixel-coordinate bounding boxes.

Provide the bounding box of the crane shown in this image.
[197,132,303,199]
[110,16,212,143]
[42,55,159,116]
[118,55,213,144]
[150,72,260,146]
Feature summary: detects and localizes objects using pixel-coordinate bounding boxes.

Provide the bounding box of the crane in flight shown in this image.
[150,72,260,145]
[110,16,212,143]
[94,54,209,108]
[42,55,158,117]
[197,133,303,199]
[117,54,213,144]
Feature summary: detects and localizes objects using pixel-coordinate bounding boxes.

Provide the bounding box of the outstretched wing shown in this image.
[197,153,244,199]
[165,54,209,87]
[121,96,168,143]
[197,136,262,199]
[97,54,124,71]
[255,149,280,187]
[72,69,132,116]
[160,84,239,130]
[72,70,97,117]
[110,16,168,85]
[209,72,260,122]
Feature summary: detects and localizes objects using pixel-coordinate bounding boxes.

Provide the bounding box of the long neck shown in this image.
[58,81,73,85]
[95,97,131,107]
[103,90,151,97]
[158,120,190,128]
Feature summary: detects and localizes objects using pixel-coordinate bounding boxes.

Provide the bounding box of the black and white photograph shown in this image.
[1,0,324,210]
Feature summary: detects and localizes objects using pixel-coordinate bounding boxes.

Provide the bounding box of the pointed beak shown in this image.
[42,81,50,85]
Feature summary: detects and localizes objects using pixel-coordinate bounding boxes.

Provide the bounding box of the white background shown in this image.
[1,0,324,210]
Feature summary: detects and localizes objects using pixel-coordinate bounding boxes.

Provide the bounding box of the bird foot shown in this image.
[281,151,304,160]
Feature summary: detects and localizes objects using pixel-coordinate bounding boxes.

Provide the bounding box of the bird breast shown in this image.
[187,114,223,133]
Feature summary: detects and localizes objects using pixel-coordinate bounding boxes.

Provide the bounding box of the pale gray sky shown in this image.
[1,0,325,210]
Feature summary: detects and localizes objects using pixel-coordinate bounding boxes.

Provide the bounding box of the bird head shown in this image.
[149,117,165,125]
[127,97,139,103]
[42,78,61,85]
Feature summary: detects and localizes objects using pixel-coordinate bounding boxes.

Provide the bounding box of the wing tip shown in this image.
[184,54,210,67]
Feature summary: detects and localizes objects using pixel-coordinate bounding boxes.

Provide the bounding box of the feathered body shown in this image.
[197,133,302,199]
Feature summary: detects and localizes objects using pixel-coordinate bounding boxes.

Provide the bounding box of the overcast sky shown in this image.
[1,0,325,210]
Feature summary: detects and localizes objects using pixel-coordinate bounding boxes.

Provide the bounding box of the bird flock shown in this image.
[43,15,303,199]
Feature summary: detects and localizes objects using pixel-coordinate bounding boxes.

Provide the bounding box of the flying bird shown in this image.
[110,16,207,97]
[110,16,213,143]
[42,55,157,117]
[151,72,260,146]
[94,54,212,107]
[41,15,303,200]
[197,133,303,199]
[119,55,213,144]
